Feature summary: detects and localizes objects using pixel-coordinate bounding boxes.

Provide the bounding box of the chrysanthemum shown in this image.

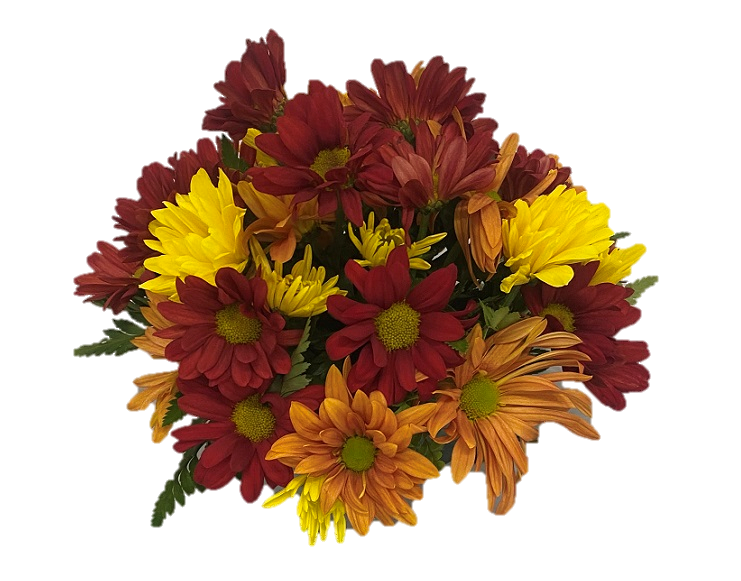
[172,376,323,502]
[156,268,302,399]
[251,240,346,317]
[263,474,347,545]
[141,168,249,300]
[345,56,487,135]
[522,262,650,410]
[498,141,572,204]
[129,291,178,442]
[202,30,287,139]
[500,185,614,293]
[427,319,599,513]
[114,138,228,266]
[74,241,146,313]
[348,212,446,270]
[590,243,646,286]
[326,247,468,404]
[265,364,439,535]
[248,81,396,225]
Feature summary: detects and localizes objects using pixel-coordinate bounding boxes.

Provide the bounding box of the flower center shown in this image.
[231,395,276,442]
[374,301,420,351]
[340,436,376,472]
[310,147,351,179]
[215,303,262,344]
[459,374,500,421]
[540,302,576,332]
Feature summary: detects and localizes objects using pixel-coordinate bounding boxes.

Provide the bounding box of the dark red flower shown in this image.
[326,247,468,404]
[346,57,489,136]
[248,81,396,225]
[203,30,287,140]
[521,262,650,410]
[498,144,572,203]
[74,241,148,313]
[156,268,302,400]
[172,376,323,502]
[113,138,237,266]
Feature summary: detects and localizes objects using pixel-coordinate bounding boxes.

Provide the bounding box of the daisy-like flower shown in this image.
[141,168,249,300]
[172,376,323,502]
[428,319,599,514]
[156,268,302,399]
[345,56,486,135]
[263,474,347,545]
[498,142,572,204]
[202,29,287,139]
[248,81,396,226]
[522,262,650,410]
[326,247,467,404]
[238,180,326,263]
[114,138,228,266]
[251,240,347,317]
[265,364,439,535]
[590,243,646,286]
[500,185,614,293]
[348,212,446,270]
[128,291,178,442]
[74,241,146,313]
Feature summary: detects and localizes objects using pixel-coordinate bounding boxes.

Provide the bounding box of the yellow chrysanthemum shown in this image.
[590,243,646,285]
[263,474,347,545]
[251,239,346,317]
[501,186,613,293]
[141,169,248,300]
[348,212,446,270]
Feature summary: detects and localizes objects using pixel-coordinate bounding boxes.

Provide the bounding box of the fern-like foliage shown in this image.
[151,441,206,527]
[73,319,145,357]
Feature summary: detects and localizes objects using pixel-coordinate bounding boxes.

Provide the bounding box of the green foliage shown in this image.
[611,231,631,241]
[479,302,520,333]
[410,433,445,470]
[151,441,205,527]
[627,276,658,305]
[449,338,469,353]
[73,318,145,357]
[162,394,185,427]
[220,135,248,172]
[269,319,313,396]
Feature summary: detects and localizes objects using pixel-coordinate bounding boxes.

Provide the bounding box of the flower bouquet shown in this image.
[74,30,656,544]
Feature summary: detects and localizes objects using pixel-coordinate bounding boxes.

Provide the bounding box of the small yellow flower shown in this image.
[501,186,613,293]
[263,475,347,545]
[141,169,248,300]
[348,212,446,270]
[590,243,646,285]
[251,239,346,317]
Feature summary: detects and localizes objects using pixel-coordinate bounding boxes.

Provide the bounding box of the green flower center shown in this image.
[374,301,420,351]
[215,303,262,344]
[340,436,376,472]
[231,395,276,442]
[459,374,500,421]
[310,147,351,179]
[540,302,576,333]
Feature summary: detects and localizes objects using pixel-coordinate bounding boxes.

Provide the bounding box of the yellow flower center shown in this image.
[215,303,262,344]
[340,436,376,472]
[231,395,276,442]
[540,303,576,332]
[459,374,500,420]
[310,147,351,179]
[374,301,420,351]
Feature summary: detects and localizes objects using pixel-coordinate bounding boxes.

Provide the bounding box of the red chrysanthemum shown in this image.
[156,268,303,399]
[498,144,572,203]
[325,247,469,404]
[521,262,650,410]
[202,29,287,140]
[247,81,396,226]
[346,56,489,136]
[113,138,243,266]
[172,376,323,502]
[74,241,149,313]
[386,122,496,226]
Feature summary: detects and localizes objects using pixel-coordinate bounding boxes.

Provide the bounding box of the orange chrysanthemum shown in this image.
[428,318,600,514]
[266,363,440,535]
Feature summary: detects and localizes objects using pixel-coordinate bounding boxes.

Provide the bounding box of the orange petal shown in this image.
[451,438,476,483]
[324,365,350,406]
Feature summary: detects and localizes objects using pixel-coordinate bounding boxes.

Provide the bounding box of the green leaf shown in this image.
[220,135,248,172]
[448,338,469,353]
[73,319,145,357]
[162,395,185,427]
[480,302,519,332]
[278,319,313,396]
[626,275,658,305]
[611,231,631,241]
[410,433,445,470]
[151,441,205,527]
